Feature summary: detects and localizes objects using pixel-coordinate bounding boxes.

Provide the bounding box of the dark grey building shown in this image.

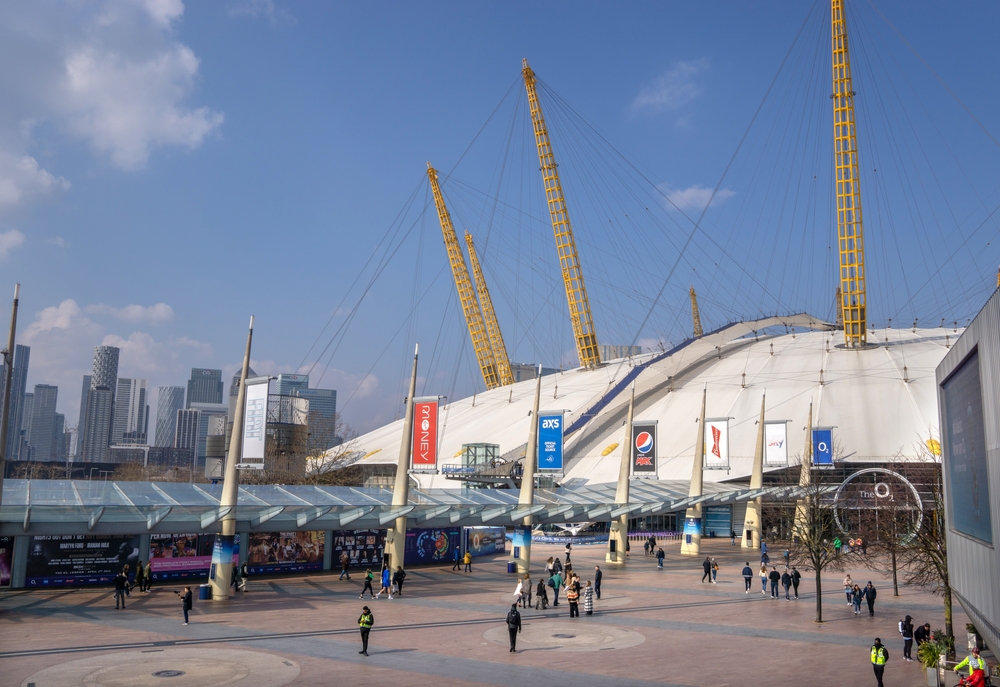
[187,368,223,406]
[1,344,30,459]
[294,387,338,448]
[27,384,58,461]
[81,346,119,462]
[111,378,147,445]
[174,408,201,452]
[75,374,91,457]
[155,386,186,447]
[19,392,33,459]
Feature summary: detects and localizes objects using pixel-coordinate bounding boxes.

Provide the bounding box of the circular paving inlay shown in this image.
[484,620,645,652]
[21,648,300,687]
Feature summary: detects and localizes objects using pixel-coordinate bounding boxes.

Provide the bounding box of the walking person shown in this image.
[376,566,392,599]
[549,570,563,606]
[520,575,532,609]
[359,568,375,599]
[506,603,522,653]
[701,556,712,583]
[392,566,406,596]
[513,577,524,607]
[852,584,864,615]
[655,547,665,569]
[463,550,472,572]
[781,569,792,600]
[133,561,145,594]
[141,560,153,592]
[452,547,461,571]
[768,567,781,599]
[594,566,602,600]
[782,549,790,567]
[870,637,888,687]
[339,551,351,580]
[180,586,192,625]
[583,580,594,616]
[240,561,248,592]
[358,606,373,656]
[864,581,877,617]
[710,557,719,583]
[564,542,572,564]
[230,565,241,594]
[113,570,128,609]
[899,615,914,661]
[566,578,580,618]
[535,577,548,610]
[844,574,854,605]
[545,557,554,577]
[742,562,753,593]
[731,530,737,546]
[791,567,801,599]
[759,563,768,594]
[643,539,651,556]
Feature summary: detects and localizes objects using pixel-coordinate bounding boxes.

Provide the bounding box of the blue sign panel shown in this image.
[537,412,564,471]
[813,429,833,465]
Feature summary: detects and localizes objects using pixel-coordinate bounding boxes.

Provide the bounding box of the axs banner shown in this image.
[631,421,657,473]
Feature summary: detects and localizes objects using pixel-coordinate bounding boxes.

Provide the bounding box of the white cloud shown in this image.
[228,0,296,24]
[142,0,184,27]
[47,236,70,248]
[0,153,70,211]
[658,183,735,213]
[633,59,709,113]
[85,302,175,324]
[0,229,26,258]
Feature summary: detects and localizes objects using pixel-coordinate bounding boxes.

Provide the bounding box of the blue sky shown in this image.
[2,0,999,433]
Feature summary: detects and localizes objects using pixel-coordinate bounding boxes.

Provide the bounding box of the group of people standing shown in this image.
[112,560,155,609]
[843,574,878,617]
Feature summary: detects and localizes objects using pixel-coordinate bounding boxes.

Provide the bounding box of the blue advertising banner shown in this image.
[465,527,507,557]
[813,429,833,465]
[511,525,531,563]
[404,528,460,566]
[209,535,234,581]
[683,517,701,545]
[537,411,564,471]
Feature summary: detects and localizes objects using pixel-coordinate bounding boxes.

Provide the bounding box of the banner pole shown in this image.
[0,284,20,508]
[607,382,634,565]
[681,386,707,556]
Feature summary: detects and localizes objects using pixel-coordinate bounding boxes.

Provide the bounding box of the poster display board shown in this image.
[331,529,385,568]
[812,428,833,465]
[764,422,788,466]
[26,534,140,586]
[537,411,564,471]
[411,397,439,469]
[149,533,239,581]
[704,418,730,469]
[404,528,460,566]
[237,377,268,470]
[465,527,507,557]
[631,421,657,474]
[246,531,324,574]
[0,536,12,587]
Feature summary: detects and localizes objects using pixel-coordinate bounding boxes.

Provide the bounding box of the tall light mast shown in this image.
[521,59,602,368]
[427,163,502,389]
[465,232,515,386]
[831,0,869,346]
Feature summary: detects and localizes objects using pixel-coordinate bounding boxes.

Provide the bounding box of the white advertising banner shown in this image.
[764,421,788,466]
[704,418,729,469]
[237,379,269,469]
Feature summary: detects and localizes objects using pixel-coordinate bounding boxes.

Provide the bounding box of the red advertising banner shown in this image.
[412,397,438,467]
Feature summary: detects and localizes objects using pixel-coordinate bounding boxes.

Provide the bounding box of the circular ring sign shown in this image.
[832,468,923,537]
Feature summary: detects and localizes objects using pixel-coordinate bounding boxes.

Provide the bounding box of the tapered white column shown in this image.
[793,402,813,542]
[607,383,635,564]
[680,386,707,556]
[0,284,20,508]
[741,393,766,550]
[386,344,419,571]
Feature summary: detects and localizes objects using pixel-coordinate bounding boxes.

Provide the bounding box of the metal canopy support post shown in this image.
[512,366,542,574]
[387,344,418,571]
[607,383,634,565]
[742,393,766,550]
[211,316,254,601]
[681,386,707,556]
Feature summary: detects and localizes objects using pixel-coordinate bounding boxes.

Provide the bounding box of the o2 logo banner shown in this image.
[632,422,657,473]
[537,412,564,471]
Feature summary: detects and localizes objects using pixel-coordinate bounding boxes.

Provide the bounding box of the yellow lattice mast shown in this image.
[427,163,501,389]
[521,58,601,368]
[689,286,704,338]
[465,232,515,386]
[831,0,869,347]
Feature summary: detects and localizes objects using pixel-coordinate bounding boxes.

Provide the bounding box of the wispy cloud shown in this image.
[633,59,709,113]
[0,229,26,258]
[47,236,70,248]
[228,0,296,25]
[658,183,735,213]
[85,302,175,324]
[0,153,70,212]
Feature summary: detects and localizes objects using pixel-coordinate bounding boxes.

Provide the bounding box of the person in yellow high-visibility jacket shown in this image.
[955,646,987,687]
[870,637,889,687]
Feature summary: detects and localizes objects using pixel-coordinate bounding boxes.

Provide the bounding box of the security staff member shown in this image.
[358,606,374,656]
[870,637,889,687]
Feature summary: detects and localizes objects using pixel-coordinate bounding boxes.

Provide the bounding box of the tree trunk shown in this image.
[943,584,953,640]
[891,548,899,596]
[815,568,823,623]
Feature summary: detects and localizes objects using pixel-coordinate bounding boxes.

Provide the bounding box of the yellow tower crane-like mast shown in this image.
[831,0,869,347]
[427,163,502,389]
[465,232,515,387]
[522,58,602,368]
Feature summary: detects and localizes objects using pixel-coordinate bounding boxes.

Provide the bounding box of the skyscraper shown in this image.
[174,408,201,451]
[28,384,58,461]
[190,402,227,469]
[227,366,256,417]
[155,386,186,448]
[19,392,33,459]
[112,378,148,445]
[54,413,67,460]
[187,368,223,406]
[82,346,119,462]
[1,344,30,459]
[295,387,338,449]
[274,373,309,396]
[75,374,91,458]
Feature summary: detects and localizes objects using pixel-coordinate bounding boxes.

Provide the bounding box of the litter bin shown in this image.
[507,562,517,574]
[199,584,211,600]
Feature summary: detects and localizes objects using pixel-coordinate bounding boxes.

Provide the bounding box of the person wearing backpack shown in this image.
[360,568,375,599]
[505,604,522,652]
[899,615,914,661]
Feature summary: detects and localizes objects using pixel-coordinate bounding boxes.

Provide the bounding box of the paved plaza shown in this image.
[0,539,968,686]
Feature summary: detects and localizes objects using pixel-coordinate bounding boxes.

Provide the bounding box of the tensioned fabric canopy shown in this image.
[0,479,816,536]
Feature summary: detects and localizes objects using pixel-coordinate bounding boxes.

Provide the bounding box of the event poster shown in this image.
[149,533,239,581]
[764,422,788,466]
[537,411,564,471]
[631,421,657,473]
[404,528,460,565]
[26,534,141,586]
[704,419,730,469]
[466,527,507,557]
[0,536,12,587]
[247,531,324,574]
[411,397,439,468]
[331,529,385,568]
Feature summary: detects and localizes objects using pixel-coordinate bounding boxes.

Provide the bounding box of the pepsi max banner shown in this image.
[537,411,564,471]
[812,428,833,465]
[631,421,657,473]
[764,422,788,466]
[704,418,729,469]
[411,397,439,468]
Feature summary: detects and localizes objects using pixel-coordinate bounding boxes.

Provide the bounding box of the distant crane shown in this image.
[465,232,515,386]
[522,58,602,368]
[831,0,869,347]
[426,163,502,390]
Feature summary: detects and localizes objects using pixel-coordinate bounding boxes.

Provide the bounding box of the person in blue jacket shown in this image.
[376,566,393,599]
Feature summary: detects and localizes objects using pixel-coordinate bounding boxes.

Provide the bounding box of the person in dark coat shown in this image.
[506,603,522,653]
[870,637,888,687]
[741,562,754,593]
[113,571,128,609]
[392,567,406,596]
[781,570,792,600]
[701,556,712,582]
[768,567,781,598]
[899,615,914,660]
[914,623,931,646]
[790,567,801,599]
[358,606,374,656]
[593,566,602,599]
[535,577,548,610]
[180,586,192,624]
[864,582,878,617]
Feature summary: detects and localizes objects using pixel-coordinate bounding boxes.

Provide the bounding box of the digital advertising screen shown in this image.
[0,536,12,587]
[26,534,141,587]
[466,527,507,557]
[247,531,325,574]
[149,533,240,581]
[331,529,385,568]
[404,527,460,565]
